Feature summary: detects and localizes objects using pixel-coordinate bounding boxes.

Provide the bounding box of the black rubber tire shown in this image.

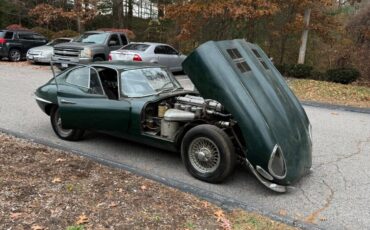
[8,49,22,62]
[50,106,84,141]
[93,56,104,62]
[181,124,236,183]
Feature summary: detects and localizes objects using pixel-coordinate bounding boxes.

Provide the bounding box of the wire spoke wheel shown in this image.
[182,125,236,183]
[189,137,221,174]
[54,112,73,137]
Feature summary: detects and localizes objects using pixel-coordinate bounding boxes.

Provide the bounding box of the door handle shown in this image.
[60,99,76,105]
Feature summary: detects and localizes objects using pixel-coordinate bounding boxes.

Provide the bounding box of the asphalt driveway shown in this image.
[0,62,369,229]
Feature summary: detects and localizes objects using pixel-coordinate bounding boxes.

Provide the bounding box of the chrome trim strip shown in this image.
[34,96,52,104]
[256,165,274,181]
[245,159,287,193]
[268,144,287,180]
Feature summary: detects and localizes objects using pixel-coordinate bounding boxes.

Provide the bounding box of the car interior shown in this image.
[94,67,119,100]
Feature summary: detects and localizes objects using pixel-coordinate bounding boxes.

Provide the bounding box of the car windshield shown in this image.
[121,43,150,51]
[47,38,71,46]
[121,67,181,97]
[75,33,108,44]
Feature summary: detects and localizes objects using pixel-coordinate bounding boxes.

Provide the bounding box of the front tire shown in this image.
[50,106,84,141]
[8,49,21,62]
[181,124,236,183]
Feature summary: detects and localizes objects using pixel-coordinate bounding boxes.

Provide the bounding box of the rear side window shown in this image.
[154,46,166,54]
[120,34,128,46]
[33,34,46,41]
[122,43,150,51]
[18,33,34,40]
[5,32,13,39]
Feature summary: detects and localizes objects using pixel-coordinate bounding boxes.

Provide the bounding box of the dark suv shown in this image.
[0,30,48,61]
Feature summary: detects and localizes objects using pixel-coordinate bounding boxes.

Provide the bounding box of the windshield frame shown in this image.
[75,32,109,44]
[120,67,182,98]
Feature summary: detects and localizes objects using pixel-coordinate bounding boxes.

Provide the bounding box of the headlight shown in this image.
[268,145,287,179]
[80,48,92,58]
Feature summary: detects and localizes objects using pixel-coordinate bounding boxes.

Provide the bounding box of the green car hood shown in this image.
[182,40,312,185]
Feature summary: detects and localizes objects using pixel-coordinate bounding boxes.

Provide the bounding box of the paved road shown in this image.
[1,62,369,229]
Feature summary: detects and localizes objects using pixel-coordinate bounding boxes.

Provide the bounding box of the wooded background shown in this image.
[0,0,369,83]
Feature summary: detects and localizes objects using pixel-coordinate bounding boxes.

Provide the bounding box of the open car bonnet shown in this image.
[182,39,312,187]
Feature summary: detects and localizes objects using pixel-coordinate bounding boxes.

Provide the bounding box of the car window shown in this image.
[75,33,108,44]
[108,34,120,46]
[122,43,150,51]
[154,46,166,54]
[33,34,46,41]
[121,67,180,97]
[4,32,13,39]
[66,67,90,88]
[164,46,178,55]
[65,67,104,95]
[120,34,128,46]
[18,33,34,40]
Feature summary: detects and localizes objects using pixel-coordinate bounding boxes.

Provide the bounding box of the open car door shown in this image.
[51,62,131,133]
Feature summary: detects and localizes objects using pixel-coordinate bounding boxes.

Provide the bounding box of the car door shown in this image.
[154,45,180,71]
[56,66,131,133]
[107,34,122,52]
[32,34,48,48]
[17,32,34,53]
[164,45,183,71]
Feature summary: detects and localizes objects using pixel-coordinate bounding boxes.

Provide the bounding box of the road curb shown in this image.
[0,127,321,230]
[302,101,370,114]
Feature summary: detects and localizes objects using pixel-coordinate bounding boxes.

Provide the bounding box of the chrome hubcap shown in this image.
[189,137,220,174]
[10,50,20,61]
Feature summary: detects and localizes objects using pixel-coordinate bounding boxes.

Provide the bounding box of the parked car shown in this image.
[35,39,312,193]
[0,29,48,61]
[109,42,187,73]
[27,37,73,63]
[52,31,129,68]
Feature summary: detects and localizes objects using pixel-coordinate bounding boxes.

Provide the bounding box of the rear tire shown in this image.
[50,106,84,141]
[8,49,21,62]
[181,124,236,183]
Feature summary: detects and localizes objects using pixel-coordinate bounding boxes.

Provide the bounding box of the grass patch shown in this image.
[287,79,370,108]
[229,210,298,230]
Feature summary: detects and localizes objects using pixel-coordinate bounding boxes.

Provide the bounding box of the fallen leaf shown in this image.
[331,112,339,116]
[56,158,66,162]
[76,214,89,225]
[31,225,44,230]
[109,202,118,208]
[52,177,62,183]
[10,212,23,220]
[140,185,147,190]
[214,210,225,222]
[201,201,210,208]
[279,209,288,216]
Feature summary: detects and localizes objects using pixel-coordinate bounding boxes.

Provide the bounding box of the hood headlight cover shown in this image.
[268,145,287,179]
[80,48,92,58]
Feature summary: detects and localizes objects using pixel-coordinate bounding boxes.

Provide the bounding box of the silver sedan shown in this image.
[109,42,187,72]
[27,38,73,63]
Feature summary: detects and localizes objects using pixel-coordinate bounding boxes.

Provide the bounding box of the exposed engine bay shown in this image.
[143,94,240,141]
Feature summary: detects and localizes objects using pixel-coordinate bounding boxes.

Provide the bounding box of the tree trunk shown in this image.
[127,0,133,29]
[298,8,311,64]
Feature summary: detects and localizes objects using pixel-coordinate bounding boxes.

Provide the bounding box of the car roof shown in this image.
[91,60,164,70]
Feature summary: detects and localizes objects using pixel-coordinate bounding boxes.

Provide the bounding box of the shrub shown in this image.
[275,64,289,75]
[287,64,313,79]
[52,30,80,40]
[310,70,326,81]
[326,68,360,84]
[31,27,54,40]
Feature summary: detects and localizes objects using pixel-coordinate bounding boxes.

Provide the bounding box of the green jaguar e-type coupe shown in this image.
[35,39,312,192]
